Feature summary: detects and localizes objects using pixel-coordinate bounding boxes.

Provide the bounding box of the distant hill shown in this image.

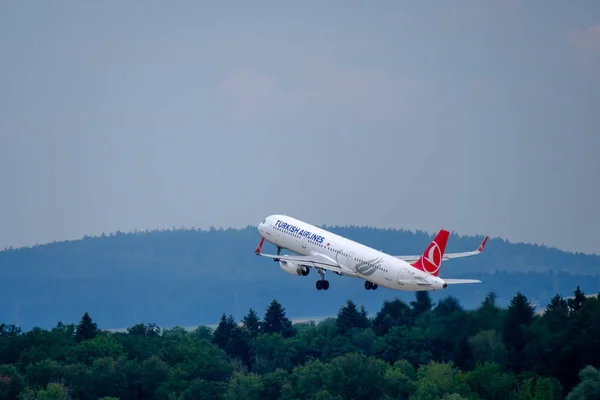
[1,226,599,331]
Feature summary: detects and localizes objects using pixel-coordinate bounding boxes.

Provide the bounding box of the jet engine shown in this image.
[279,260,310,276]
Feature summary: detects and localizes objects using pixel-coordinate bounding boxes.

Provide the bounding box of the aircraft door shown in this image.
[397,268,409,282]
[346,251,355,270]
[301,236,308,250]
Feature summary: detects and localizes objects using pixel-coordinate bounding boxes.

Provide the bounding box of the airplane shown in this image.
[255,214,488,292]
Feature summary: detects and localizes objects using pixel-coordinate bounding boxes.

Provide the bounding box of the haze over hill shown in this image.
[1,225,598,331]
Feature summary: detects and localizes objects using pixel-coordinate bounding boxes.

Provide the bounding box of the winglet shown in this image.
[410,229,449,277]
[478,236,489,252]
[255,237,265,255]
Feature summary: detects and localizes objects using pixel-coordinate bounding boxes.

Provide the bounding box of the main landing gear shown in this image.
[273,246,281,262]
[316,267,329,291]
[316,280,329,290]
[365,281,378,290]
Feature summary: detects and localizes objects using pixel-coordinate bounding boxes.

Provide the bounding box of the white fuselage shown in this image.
[258,214,447,291]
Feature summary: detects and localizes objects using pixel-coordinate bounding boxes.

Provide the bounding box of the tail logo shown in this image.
[422,241,442,275]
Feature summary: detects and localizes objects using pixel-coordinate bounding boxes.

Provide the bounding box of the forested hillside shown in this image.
[1,226,599,330]
[0,289,599,399]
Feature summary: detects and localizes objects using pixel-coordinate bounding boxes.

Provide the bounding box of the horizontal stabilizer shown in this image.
[395,235,488,263]
[443,278,482,284]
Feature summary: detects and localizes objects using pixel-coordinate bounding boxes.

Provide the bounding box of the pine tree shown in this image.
[547,294,568,313]
[434,296,463,316]
[212,313,237,349]
[336,300,369,335]
[225,323,252,367]
[503,291,535,372]
[242,308,262,340]
[75,312,98,342]
[212,313,252,366]
[567,286,587,316]
[411,291,433,316]
[453,336,474,371]
[372,299,412,336]
[483,292,497,308]
[262,299,295,338]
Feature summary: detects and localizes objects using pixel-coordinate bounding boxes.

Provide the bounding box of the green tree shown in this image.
[452,336,474,372]
[336,300,370,335]
[434,296,463,317]
[373,326,432,367]
[382,360,417,399]
[572,297,600,381]
[262,300,295,338]
[533,376,562,400]
[212,314,237,350]
[242,308,262,340]
[372,298,413,336]
[180,379,226,400]
[226,372,264,400]
[72,333,125,365]
[0,364,25,400]
[566,366,600,400]
[88,356,128,399]
[261,368,289,400]
[324,353,389,400]
[468,330,508,368]
[127,322,161,337]
[465,362,515,400]
[472,292,505,334]
[525,294,571,380]
[484,292,497,307]
[75,312,99,342]
[283,358,331,400]
[427,300,469,362]
[225,322,252,367]
[24,359,63,389]
[212,313,252,366]
[411,291,433,316]
[412,361,471,400]
[127,354,172,399]
[252,333,297,374]
[567,286,587,316]
[18,383,69,400]
[503,292,535,373]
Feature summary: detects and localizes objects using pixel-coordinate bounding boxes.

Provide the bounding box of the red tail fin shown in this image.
[410,229,449,277]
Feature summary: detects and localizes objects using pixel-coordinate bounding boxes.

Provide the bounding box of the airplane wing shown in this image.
[394,236,488,262]
[442,278,482,284]
[256,252,346,274]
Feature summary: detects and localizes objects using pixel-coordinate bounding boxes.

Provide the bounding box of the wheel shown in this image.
[372,284,378,290]
[365,281,372,290]
[322,280,329,290]
[316,280,323,290]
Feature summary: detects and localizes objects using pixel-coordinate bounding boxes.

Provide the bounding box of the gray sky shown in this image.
[1,1,599,254]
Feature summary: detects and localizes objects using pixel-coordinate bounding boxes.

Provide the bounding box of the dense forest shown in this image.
[1,226,599,330]
[1,288,599,399]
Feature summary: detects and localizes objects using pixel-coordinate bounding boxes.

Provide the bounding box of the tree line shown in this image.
[0,287,599,399]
